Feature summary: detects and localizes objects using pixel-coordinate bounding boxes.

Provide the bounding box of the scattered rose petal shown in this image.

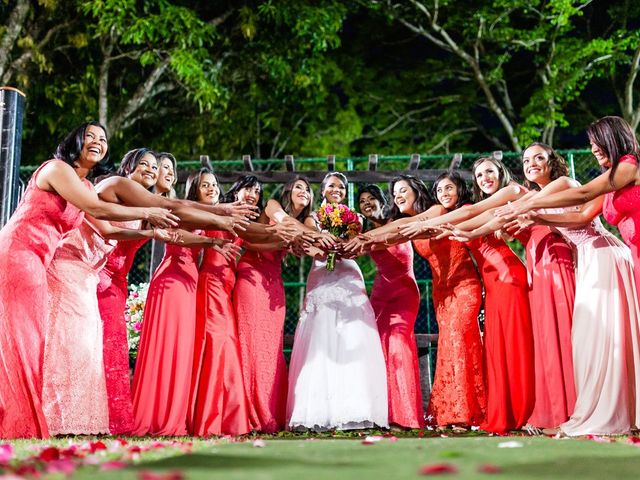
[39,446,61,462]
[0,444,14,462]
[497,441,523,448]
[89,441,108,453]
[129,445,142,454]
[586,435,614,443]
[388,436,399,442]
[418,431,426,437]
[440,434,449,438]
[361,436,383,445]
[471,426,480,431]
[478,464,502,474]
[46,459,76,475]
[101,461,128,471]
[418,463,458,475]
[138,470,184,480]
[0,474,27,480]
[252,440,266,448]
[627,436,640,445]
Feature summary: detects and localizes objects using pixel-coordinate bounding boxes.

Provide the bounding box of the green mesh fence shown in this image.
[18,149,598,340]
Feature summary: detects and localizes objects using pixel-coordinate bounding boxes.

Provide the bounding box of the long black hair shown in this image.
[587,116,640,185]
[279,175,313,221]
[388,174,434,219]
[53,121,111,172]
[117,148,157,177]
[357,184,389,229]
[432,171,472,210]
[319,172,348,203]
[223,174,264,212]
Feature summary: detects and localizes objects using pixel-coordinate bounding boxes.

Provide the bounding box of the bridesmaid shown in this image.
[131,171,237,436]
[357,184,424,429]
[189,169,251,437]
[232,175,288,433]
[0,122,174,439]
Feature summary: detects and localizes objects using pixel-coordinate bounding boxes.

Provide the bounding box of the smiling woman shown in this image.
[0,122,175,439]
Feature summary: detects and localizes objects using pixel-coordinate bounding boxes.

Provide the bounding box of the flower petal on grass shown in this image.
[252,440,266,448]
[626,436,640,445]
[46,459,76,475]
[138,470,184,480]
[497,441,523,448]
[418,463,458,475]
[38,446,61,462]
[0,444,14,462]
[361,436,383,445]
[478,464,502,474]
[101,461,128,471]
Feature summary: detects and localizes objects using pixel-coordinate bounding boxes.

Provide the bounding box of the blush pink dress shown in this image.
[603,154,640,290]
[413,238,486,427]
[0,160,87,438]
[369,242,424,428]
[131,240,201,436]
[189,230,251,436]
[234,249,288,433]
[97,227,149,435]
[43,220,114,435]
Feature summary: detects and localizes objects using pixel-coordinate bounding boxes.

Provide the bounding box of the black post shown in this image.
[0,87,26,228]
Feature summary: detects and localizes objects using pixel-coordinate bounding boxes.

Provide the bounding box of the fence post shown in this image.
[568,152,576,180]
[0,87,26,228]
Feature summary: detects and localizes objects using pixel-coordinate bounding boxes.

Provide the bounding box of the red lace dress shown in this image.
[413,238,486,427]
[97,226,149,435]
[189,231,251,436]
[0,160,87,438]
[131,240,202,436]
[43,220,115,435]
[369,242,424,428]
[234,249,288,433]
[468,234,535,433]
[518,226,576,428]
[603,154,640,289]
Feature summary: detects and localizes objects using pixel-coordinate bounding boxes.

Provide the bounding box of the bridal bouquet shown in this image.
[124,282,149,360]
[316,203,362,271]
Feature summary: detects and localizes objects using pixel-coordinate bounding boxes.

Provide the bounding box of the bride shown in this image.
[286,172,389,431]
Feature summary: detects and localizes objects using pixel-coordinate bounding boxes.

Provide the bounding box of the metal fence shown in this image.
[18,149,598,342]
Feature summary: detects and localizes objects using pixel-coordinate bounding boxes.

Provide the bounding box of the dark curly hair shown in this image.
[357,184,389,230]
[388,174,434,219]
[53,121,111,173]
[223,174,264,213]
[522,142,569,191]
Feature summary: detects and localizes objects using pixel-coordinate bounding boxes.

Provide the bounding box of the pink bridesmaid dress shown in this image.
[413,238,486,427]
[603,154,640,289]
[0,161,87,438]
[369,242,424,428]
[519,226,576,429]
[189,231,251,436]
[234,249,288,433]
[43,220,114,435]
[97,225,149,435]
[131,240,201,436]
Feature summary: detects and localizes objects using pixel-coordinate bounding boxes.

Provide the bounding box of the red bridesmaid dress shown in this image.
[131,240,201,435]
[603,154,640,290]
[519,226,576,428]
[369,242,424,428]
[0,161,87,438]
[97,228,149,435]
[234,249,288,433]
[468,234,535,433]
[413,238,486,427]
[189,230,251,436]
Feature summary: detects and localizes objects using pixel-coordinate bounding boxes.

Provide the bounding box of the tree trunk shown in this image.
[0,0,30,82]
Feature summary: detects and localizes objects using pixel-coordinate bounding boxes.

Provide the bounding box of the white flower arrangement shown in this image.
[124,282,149,360]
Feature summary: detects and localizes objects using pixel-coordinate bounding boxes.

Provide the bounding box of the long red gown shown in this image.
[0,160,87,438]
[519,226,576,428]
[369,242,424,428]
[234,249,288,433]
[413,238,486,427]
[468,234,535,433]
[131,241,201,436]
[97,227,149,435]
[189,231,251,436]
[603,154,640,289]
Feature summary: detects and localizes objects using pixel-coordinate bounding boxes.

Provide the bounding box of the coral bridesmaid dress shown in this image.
[413,238,486,427]
[0,161,87,438]
[556,217,640,436]
[603,154,640,290]
[519,226,576,429]
[369,242,424,428]
[189,230,251,436]
[97,227,149,435]
[131,240,201,436]
[467,234,535,433]
[43,220,114,435]
[234,249,288,433]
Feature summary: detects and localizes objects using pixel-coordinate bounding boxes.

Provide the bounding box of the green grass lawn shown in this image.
[5,435,640,480]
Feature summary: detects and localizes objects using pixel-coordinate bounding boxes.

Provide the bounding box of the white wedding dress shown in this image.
[286,257,389,431]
